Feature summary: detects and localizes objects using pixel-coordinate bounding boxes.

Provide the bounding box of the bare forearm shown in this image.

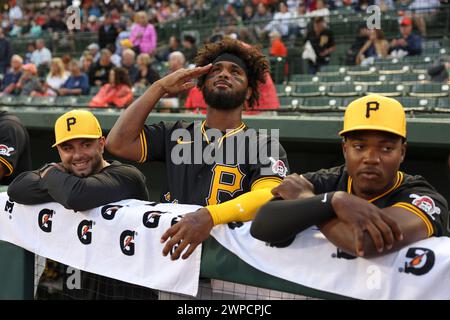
[106,81,165,158]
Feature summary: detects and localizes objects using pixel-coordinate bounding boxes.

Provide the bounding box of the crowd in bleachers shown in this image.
[0,0,448,112]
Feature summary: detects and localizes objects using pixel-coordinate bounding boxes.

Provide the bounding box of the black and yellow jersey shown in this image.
[302,165,449,237]
[138,120,289,206]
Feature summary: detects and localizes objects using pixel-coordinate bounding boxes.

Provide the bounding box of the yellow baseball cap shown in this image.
[339,94,406,138]
[53,110,103,147]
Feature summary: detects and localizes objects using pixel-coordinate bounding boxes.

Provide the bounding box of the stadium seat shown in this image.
[13,96,34,106]
[275,84,294,97]
[409,83,449,98]
[340,96,359,110]
[317,65,346,76]
[132,86,146,98]
[346,65,377,76]
[318,74,352,85]
[378,64,410,75]
[90,86,101,95]
[291,84,325,97]
[0,95,17,106]
[391,73,428,84]
[57,96,79,107]
[396,97,435,111]
[73,96,93,107]
[353,74,387,85]
[269,57,286,84]
[300,97,341,110]
[435,97,450,111]
[366,84,407,97]
[278,96,302,108]
[288,74,319,85]
[327,84,364,97]
[31,96,58,107]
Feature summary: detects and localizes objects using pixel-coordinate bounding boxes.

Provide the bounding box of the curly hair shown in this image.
[195,38,269,109]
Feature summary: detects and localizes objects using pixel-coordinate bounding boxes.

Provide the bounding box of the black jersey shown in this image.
[0,111,32,185]
[139,120,289,205]
[302,165,449,237]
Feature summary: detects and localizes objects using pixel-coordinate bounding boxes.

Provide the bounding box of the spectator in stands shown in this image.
[7,109,157,300]
[356,29,389,66]
[217,4,242,28]
[159,35,181,62]
[86,43,100,63]
[1,54,22,95]
[130,11,157,55]
[62,54,71,72]
[308,0,331,22]
[181,34,198,64]
[89,67,133,108]
[30,38,52,75]
[264,2,293,38]
[0,27,11,75]
[45,58,70,96]
[389,17,422,57]
[121,48,139,84]
[252,95,449,255]
[28,20,43,38]
[106,43,122,67]
[160,51,187,111]
[242,4,255,23]
[304,17,336,74]
[269,30,288,57]
[292,3,308,37]
[0,109,31,186]
[135,53,160,87]
[43,9,67,33]
[409,0,440,36]
[15,63,44,96]
[98,13,118,49]
[81,53,94,74]
[24,42,35,64]
[8,0,22,22]
[115,20,132,56]
[88,48,115,87]
[251,3,272,41]
[345,24,369,65]
[354,0,374,12]
[87,15,101,33]
[374,0,395,11]
[8,19,21,38]
[184,86,207,113]
[59,60,90,96]
[427,56,450,83]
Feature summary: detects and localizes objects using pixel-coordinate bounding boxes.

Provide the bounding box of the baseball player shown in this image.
[8,110,157,299]
[0,110,32,185]
[251,94,448,257]
[106,38,289,260]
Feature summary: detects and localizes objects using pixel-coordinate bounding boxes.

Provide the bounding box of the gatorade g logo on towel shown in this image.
[143,211,167,228]
[101,205,123,220]
[332,248,357,260]
[401,247,435,276]
[77,220,93,245]
[38,209,55,233]
[120,230,135,256]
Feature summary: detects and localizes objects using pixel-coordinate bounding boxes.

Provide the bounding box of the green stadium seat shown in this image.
[0,95,17,106]
[340,96,359,109]
[31,96,57,107]
[13,96,34,106]
[90,86,101,95]
[353,74,387,85]
[300,97,341,110]
[411,64,428,74]
[435,97,450,112]
[327,84,365,97]
[391,73,428,84]
[288,74,319,85]
[269,57,286,84]
[346,65,377,76]
[275,84,294,97]
[56,96,78,107]
[378,64,410,75]
[132,86,146,98]
[396,97,435,111]
[317,65,346,76]
[366,84,407,97]
[278,96,302,108]
[409,83,449,98]
[73,96,93,107]
[291,84,326,97]
[318,74,352,84]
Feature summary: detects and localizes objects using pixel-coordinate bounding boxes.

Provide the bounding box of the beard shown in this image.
[202,85,247,111]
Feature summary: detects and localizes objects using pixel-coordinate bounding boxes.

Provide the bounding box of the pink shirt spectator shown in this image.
[130,23,157,55]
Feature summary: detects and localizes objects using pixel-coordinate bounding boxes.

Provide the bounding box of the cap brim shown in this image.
[339,126,406,138]
[52,134,102,147]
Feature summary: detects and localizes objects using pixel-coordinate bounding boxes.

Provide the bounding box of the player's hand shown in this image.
[160,208,214,260]
[331,191,403,256]
[271,173,315,200]
[154,64,212,96]
[40,162,67,178]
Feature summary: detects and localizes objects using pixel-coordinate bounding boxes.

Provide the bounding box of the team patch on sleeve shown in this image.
[0,144,14,157]
[409,194,441,221]
[269,157,287,178]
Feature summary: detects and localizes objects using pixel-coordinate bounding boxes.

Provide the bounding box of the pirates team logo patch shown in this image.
[409,194,441,220]
[269,157,287,178]
[0,144,14,157]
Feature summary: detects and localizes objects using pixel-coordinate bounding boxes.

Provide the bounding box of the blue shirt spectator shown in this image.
[1,54,22,94]
[59,60,90,96]
[389,18,422,56]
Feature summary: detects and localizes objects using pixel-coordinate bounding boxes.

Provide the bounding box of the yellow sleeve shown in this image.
[206,178,282,226]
